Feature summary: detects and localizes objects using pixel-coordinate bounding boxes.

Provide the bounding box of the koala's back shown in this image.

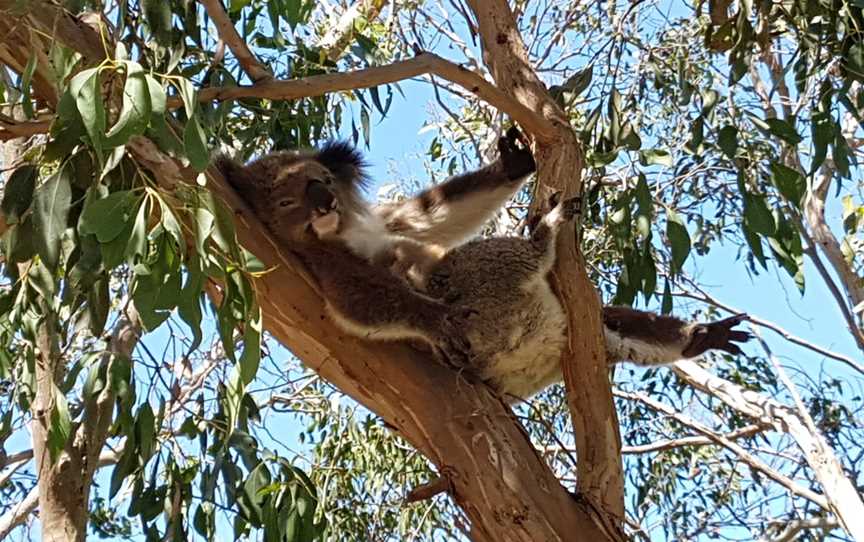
[426,237,567,398]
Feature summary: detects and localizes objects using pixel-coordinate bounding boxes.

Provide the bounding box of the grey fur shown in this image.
[219,129,750,400]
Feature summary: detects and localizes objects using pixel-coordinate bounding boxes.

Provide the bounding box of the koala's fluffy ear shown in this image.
[214,155,253,192]
[316,141,371,191]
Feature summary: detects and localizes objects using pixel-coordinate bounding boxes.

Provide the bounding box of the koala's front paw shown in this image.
[498,127,537,180]
[682,313,752,357]
[434,307,476,368]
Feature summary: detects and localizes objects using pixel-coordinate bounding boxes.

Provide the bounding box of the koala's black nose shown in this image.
[306,180,336,212]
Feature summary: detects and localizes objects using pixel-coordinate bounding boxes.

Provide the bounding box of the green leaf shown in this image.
[141,0,173,46]
[810,110,832,173]
[639,149,673,167]
[178,258,204,354]
[634,173,652,239]
[105,61,152,147]
[661,278,673,314]
[33,168,72,270]
[834,124,851,178]
[85,277,110,336]
[44,90,86,162]
[156,195,183,248]
[360,107,370,147]
[184,117,210,172]
[1,165,37,224]
[769,162,805,207]
[666,209,691,275]
[4,219,36,264]
[765,117,802,145]
[79,191,141,243]
[561,65,593,98]
[20,53,38,119]
[175,77,197,118]
[742,221,767,269]
[69,67,106,159]
[136,402,156,462]
[717,125,738,158]
[743,193,776,236]
[239,307,262,385]
[47,384,72,461]
[199,191,238,256]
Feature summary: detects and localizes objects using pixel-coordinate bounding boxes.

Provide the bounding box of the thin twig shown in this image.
[676,286,864,375]
[615,389,830,510]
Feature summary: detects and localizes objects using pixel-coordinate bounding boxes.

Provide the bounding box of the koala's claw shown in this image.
[682,313,752,358]
[543,194,581,227]
[497,127,537,180]
[559,196,581,220]
[435,307,476,368]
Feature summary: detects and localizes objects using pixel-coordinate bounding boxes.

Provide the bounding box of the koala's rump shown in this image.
[427,238,568,399]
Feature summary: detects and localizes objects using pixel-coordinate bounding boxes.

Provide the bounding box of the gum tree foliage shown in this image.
[0,0,862,541]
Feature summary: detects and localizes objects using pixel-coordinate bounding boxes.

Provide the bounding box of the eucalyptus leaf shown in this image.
[33,168,72,270]
[1,165,37,224]
[666,209,691,274]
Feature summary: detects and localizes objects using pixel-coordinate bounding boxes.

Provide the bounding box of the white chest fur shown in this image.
[480,279,568,399]
[341,211,395,261]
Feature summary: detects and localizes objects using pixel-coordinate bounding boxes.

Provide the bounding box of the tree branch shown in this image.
[673,361,864,539]
[619,423,766,454]
[166,52,555,140]
[0,450,122,540]
[198,0,272,82]
[615,389,830,510]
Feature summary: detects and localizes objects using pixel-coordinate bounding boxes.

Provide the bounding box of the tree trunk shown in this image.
[463,0,626,523]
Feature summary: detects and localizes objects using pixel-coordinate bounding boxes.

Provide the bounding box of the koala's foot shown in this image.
[544,192,581,227]
[498,127,537,180]
[433,307,476,368]
[682,313,752,357]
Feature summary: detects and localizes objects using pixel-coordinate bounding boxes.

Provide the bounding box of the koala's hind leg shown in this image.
[301,247,474,367]
[603,307,751,365]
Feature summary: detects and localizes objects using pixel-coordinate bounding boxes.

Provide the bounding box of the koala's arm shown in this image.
[374,128,536,248]
[300,246,473,365]
[602,307,751,365]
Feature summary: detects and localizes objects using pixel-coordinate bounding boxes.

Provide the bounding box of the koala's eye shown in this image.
[313,177,333,186]
[279,199,295,208]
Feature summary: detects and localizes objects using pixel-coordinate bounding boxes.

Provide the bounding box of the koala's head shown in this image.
[217,142,370,243]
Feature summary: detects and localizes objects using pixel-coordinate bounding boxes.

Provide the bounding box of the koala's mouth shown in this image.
[310,200,341,237]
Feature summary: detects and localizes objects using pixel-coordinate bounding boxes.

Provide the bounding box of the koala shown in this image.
[218,128,750,400]
[216,142,479,366]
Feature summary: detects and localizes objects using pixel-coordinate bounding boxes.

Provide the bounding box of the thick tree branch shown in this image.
[463,0,625,525]
[0,450,122,539]
[803,168,864,344]
[0,52,557,144]
[198,0,272,82]
[128,133,616,541]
